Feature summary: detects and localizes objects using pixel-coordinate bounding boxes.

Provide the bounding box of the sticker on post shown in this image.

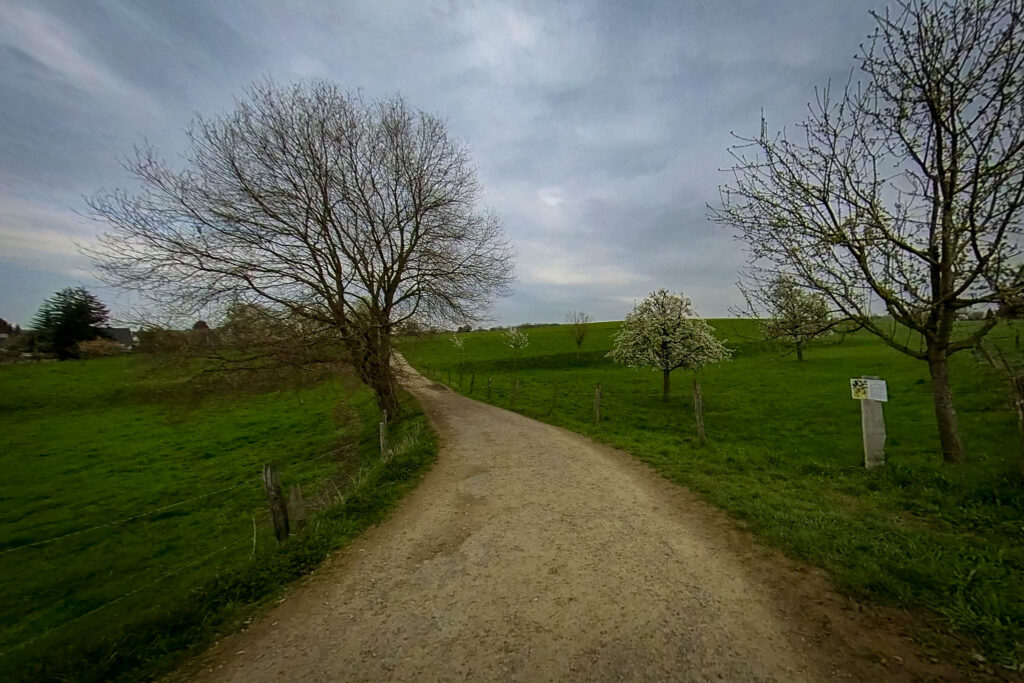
[850,378,887,402]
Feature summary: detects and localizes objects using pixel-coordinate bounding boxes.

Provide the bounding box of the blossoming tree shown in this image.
[739,275,850,361]
[450,333,465,369]
[608,289,730,443]
[503,326,529,369]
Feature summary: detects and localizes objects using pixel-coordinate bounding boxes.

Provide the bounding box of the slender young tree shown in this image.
[503,326,529,370]
[739,274,849,360]
[607,289,730,403]
[566,310,593,358]
[712,0,1024,462]
[87,81,513,414]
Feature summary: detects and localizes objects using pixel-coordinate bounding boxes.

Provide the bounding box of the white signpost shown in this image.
[851,376,887,468]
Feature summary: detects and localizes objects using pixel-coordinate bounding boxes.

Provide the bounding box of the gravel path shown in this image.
[179,362,966,682]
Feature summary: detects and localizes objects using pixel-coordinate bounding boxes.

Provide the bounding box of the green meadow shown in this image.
[0,355,436,682]
[400,319,1024,668]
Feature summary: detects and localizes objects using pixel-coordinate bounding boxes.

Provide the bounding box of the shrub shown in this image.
[76,338,123,358]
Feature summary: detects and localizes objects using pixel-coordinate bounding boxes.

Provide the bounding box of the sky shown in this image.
[0,0,881,327]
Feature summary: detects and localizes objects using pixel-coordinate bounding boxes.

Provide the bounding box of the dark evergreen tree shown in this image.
[31,288,110,359]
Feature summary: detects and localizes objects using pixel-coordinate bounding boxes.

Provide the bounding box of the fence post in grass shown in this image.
[262,463,289,542]
[511,377,521,408]
[851,375,886,468]
[548,384,559,416]
[692,377,706,446]
[447,368,452,385]
[288,485,306,531]
[487,376,493,400]
[380,409,389,456]
[469,373,475,394]
[594,382,602,424]
[459,371,463,390]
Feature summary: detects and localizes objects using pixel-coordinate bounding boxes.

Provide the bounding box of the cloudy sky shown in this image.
[0,0,880,326]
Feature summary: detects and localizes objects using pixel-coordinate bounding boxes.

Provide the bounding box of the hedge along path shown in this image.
[177,357,965,682]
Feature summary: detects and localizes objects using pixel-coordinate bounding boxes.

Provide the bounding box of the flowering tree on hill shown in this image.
[503,326,529,369]
[609,289,731,401]
[450,333,466,371]
[739,275,850,361]
[609,290,730,444]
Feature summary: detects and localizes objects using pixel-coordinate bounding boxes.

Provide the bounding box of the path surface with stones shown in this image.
[177,360,965,682]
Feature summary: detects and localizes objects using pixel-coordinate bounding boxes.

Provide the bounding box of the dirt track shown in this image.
[178,362,968,682]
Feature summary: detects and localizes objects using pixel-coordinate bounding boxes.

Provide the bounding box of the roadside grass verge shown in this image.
[0,355,436,682]
[400,320,1024,670]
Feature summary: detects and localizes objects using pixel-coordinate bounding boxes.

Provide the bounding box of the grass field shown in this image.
[0,355,436,682]
[400,319,1024,669]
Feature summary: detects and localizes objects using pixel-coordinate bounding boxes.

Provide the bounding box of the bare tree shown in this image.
[87,80,514,414]
[738,274,853,361]
[566,310,593,357]
[711,0,1024,463]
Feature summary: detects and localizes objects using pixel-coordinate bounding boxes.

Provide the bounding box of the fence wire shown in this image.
[1,480,254,556]
[0,538,247,659]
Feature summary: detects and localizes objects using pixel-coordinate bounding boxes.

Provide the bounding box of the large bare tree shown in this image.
[87,80,513,414]
[712,0,1024,463]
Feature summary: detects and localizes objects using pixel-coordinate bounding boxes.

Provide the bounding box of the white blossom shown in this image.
[608,289,731,372]
[450,334,464,350]
[503,326,529,352]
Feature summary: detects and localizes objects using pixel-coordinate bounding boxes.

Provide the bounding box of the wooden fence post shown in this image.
[262,463,289,542]
[511,377,521,408]
[594,383,602,424]
[469,373,475,394]
[380,410,389,456]
[548,384,559,416]
[447,369,452,385]
[288,485,306,531]
[692,377,706,446]
[487,376,493,400]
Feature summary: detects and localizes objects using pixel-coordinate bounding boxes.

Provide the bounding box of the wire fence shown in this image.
[423,345,1020,429]
[1,481,252,557]
[0,419,398,669]
[0,537,248,659]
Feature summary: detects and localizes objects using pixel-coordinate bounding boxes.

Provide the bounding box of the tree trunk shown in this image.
[662,369,671,402]
[927,349,966,463]
[352,328,399,417]
[1012,376,1024,483]
[796,342,804,362]
[692,377,706,446]
[262,464,289,542]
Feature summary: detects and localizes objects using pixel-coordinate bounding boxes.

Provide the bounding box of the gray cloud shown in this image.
[0,0,880,325]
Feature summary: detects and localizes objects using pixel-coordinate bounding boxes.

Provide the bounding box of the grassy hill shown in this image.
[0,355,436,681]
[400,319,1024,669]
